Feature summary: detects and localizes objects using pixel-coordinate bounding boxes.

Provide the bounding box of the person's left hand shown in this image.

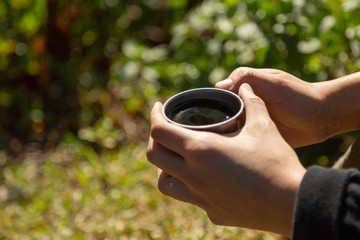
[147,84,306,237]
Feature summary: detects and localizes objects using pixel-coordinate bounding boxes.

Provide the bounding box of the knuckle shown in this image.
[150,121,161,136]
[234,67,255,80]
[146,146,155,163]
[150,121,166,141]
[251,115,275,130]
[183,135,211,157]
[259,117,274,128]
[146,140,160,165]
[248,95,265,106]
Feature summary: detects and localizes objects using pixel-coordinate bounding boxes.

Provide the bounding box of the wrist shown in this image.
[281,166,306,237]
[262,160,306,237]
[319,73,360,136]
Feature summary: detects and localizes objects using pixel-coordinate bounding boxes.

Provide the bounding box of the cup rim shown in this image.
[162,88,244,130]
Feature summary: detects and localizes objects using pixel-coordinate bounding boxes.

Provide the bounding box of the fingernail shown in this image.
[215,78,233,89]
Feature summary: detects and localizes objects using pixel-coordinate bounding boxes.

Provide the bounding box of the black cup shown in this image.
[162,88,243,133]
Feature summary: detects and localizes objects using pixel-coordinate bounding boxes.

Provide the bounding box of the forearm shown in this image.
[316,72,360,137]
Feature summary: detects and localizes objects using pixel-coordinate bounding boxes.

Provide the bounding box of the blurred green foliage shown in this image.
[0,142,284,239]
[1,0,360,238]
[1,0,360,152]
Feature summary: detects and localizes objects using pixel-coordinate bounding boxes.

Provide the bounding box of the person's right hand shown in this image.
[216,67,329,147]
[147,83,306,237]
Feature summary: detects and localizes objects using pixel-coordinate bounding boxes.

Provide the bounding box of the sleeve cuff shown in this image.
[292,166,355,240]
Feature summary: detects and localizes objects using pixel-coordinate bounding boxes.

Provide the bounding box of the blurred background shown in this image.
[0,0,359,239]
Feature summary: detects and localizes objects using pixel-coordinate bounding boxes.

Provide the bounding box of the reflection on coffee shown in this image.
[173,107,230,125]
[170,100,236,126]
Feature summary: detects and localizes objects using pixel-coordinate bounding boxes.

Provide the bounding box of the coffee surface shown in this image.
[172,106,231,126]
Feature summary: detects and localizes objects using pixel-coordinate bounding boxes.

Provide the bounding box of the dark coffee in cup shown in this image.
[162,88,243,133]
[169,99,236,126]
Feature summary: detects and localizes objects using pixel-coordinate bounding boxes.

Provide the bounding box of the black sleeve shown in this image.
[292,166,360,240]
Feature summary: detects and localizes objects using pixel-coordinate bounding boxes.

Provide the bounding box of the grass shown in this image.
[0,140,287,240]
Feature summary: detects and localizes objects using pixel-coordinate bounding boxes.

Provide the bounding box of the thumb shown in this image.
[239,83,272,125]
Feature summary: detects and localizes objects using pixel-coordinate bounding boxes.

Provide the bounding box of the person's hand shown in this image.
[147,83,306,237]
[216,67,328,147]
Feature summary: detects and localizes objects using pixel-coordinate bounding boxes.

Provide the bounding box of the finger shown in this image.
[217,67,278,94]
[228,67,273,93]
[215,78,233,89]
[238,83,273,126]
[157,169,200,206]
[150,102,196,155]
[216,67,255,91]
[147,136,188,180]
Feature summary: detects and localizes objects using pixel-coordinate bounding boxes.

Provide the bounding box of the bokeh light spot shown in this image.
[82,30,97,46]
